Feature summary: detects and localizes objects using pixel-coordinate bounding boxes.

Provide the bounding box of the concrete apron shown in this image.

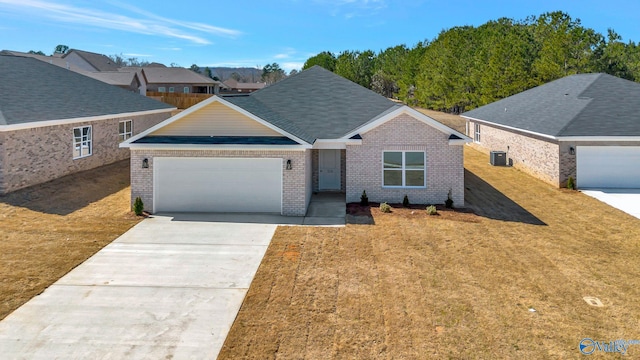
[0,216,276,359]
[581,189,640,220]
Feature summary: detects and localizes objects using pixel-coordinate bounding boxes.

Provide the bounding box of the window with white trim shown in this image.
[73,125,92,159]
[474,123,481,143]
[119,119,132,142]
[382,151,426,187]
[183,86,190,93]
[168,87,174,93]
[158,86,166,92]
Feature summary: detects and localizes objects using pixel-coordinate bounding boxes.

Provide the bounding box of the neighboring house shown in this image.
[136,67,222,94]
[222,79,266,93]
[0,55,175,195]
[462,73,640,189]
[61,49,119,72]
[79,70,142,93]
[121,66,469,216]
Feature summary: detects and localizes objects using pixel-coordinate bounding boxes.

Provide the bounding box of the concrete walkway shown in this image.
[581,189,640,220]
[0,216,277,359]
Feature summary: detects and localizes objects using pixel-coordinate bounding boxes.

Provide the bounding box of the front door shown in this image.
[319,149,341,190]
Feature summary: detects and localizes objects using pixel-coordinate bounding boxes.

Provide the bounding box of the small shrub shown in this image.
[379,202,391,213]
[360,190,369,206]
[426,205,437,215]
[402,194,410,207]
[444,189,454,209]
[133,197,144,216]
[567,176,575,190]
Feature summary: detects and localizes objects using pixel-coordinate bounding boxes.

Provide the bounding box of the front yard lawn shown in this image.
[219,147,640,359]
[0,160,142,320]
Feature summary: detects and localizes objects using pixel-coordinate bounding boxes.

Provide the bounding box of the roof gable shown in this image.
[0,55,173,126]
[63,49,119,71]
[122,96,309,147]
[150,100,281,137]
[462,73,640,137]
[223,66,398,142]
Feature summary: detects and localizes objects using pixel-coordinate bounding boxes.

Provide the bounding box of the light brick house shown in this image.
[122,66,469,216]
[462,73,640,189]
[0,55,175,194]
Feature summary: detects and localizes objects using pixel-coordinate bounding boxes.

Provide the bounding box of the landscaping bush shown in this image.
[379,202,391,213]
[444,189,454,208]
[402,195,410,207]
[567,176,575,190]
[426,205,437,215]
[360,190,369,206]
[133,197,144,216]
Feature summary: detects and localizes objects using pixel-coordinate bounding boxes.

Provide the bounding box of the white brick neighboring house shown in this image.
[462,73,640,189]
[0,55,175,194]
[121,66,470,216]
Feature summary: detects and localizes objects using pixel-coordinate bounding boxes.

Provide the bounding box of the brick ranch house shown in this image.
[121,66,470,216]
[0,55,175,194]
[462,73,640,189]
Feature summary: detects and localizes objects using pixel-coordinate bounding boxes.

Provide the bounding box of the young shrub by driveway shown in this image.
[219,147,640,359]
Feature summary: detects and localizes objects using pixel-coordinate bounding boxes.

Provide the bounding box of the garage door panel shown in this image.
[577,146,640,188]
[154,158,282,213]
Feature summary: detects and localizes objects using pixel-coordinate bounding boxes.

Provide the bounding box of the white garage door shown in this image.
[154,157,282,213]
[577,146,640,188]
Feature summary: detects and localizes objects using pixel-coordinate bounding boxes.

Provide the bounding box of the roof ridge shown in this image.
[555,73,602,136]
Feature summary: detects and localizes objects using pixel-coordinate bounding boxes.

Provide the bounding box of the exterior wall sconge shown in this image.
[569,147,575,155]
[142,158,149,168]
[286,159,292,170]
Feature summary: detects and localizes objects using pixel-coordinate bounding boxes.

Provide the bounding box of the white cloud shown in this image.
[124,53,152,57]
[0,0,241,45]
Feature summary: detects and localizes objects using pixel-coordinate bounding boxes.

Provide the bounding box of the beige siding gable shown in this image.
[151,101,281,137]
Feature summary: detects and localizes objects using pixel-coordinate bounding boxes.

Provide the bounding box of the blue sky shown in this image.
[1,0,638,72]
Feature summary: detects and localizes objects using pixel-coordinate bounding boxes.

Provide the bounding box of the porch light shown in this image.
[142,158,149,168]
[569,147,575,155]
[286,159,292,170]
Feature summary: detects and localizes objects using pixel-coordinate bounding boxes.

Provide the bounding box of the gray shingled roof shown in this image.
[0,55,173,125]
[63,49,119,71]
[223,66,398,143]
[140,67,219,85]
[462,73,640,137]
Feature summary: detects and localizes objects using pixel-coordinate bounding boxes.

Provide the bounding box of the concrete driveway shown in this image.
[0,215,276,359]
[581,189,640,220]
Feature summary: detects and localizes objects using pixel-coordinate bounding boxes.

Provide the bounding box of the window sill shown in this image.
[73,154,93,160]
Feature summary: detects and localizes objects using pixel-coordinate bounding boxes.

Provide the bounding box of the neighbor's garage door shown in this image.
[154,157,282,213]
[577,146,640,188]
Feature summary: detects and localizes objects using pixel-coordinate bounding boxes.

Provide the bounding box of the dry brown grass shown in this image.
[0,160,142,320]
[220,147,640,359]
[415,108,467,133]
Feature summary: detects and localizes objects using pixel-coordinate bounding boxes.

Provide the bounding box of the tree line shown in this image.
[302,11,640,113]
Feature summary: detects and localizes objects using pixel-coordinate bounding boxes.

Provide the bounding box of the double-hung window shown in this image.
[119,120,133,141]
[158,86,166,93]
[474,123,481,143]
[383,151,426,187]
[73,125,92,159]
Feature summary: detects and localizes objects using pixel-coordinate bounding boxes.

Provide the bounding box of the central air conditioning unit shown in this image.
[490,151,506,166]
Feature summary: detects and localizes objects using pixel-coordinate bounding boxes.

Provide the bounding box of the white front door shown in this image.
[319,149,341,190]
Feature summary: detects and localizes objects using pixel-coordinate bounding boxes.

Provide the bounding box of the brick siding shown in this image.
[346,114,465,206]
[0,112,170,194]
[467,121,561,186]
[130,149,309,216]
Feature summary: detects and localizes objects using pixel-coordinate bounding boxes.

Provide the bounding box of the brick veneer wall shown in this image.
[467,121,561,186]
[346,114,465,206]
[0,112,170,194]
[130,149,309,216]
